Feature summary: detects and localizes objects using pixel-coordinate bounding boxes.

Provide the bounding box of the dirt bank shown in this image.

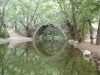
[0,38,9,44]
[68,40,100,63]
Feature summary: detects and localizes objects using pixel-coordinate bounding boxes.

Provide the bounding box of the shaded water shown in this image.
[0,40,99,75]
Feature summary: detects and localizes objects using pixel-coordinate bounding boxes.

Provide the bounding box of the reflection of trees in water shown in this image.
[0,43,37,75]
[41,40,65,55]
[0,44,8,75]
[0,43,63,75]
[60,45,97,75]
[41,40,58,54]
[0,43,98,75]
[0,43,62,75]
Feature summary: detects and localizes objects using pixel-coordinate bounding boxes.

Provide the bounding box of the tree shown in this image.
[96,20,100,45]
[0,0,10,31]
[56,0,100,44]
[95,1,100,45]
[71,0,77,40]
[4,0,61,37]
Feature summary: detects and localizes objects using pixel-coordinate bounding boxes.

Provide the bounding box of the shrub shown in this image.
[0,28,9,38]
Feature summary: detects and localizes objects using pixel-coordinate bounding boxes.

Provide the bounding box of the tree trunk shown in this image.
[96,20,100,45]
[0,17,2,32]
[1,16,4,32]
[0,0,10,32]
[72,2,77,40]
[77,20,86,43]
[88,19,93,44]
[66,21,75,40]
[15,22,17,29]
[26,26,31,37]
[0,18,4,32]
[81,19,85,41]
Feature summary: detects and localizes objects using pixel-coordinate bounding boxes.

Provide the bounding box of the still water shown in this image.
[0,40,99,75]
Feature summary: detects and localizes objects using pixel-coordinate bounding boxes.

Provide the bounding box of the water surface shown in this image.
[0,40,99,75]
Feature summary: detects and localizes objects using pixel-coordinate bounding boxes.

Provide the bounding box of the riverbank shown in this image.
[0,28,33,46]
[0,37,33,48]
[0,38,9,44]
[68,40,100,63]
[0,37,33,44]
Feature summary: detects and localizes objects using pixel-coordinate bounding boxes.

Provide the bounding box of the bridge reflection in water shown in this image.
[33,24,67,59]
[0,40,98,75]
[33,39,67,59]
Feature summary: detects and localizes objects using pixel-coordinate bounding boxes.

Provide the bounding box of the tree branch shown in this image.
[20,20,27,28]
[6,12,20,24]
[69,0,84,18]
[2,0,10,20]
[29,0,40,25]
[56,0,68,16]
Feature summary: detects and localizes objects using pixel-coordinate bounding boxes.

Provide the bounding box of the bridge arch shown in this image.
[33,24,67,58]
[33,24,67,40]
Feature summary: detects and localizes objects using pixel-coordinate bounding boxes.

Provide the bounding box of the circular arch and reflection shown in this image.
[33,24,67,40]
[33,24,68,58]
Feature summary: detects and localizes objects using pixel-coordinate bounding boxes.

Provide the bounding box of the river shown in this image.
[0,39,99,75]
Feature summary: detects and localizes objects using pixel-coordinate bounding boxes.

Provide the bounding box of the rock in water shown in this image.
[83,50,91,57]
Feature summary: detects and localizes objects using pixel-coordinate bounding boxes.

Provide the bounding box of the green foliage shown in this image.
[41,26,65,42]
[0,0,100,40]
[0,28,9,38]
[0,42,97,75]
[83,23,89,36]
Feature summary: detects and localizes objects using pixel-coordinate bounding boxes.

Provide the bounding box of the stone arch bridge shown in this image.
[33,24,68,59]
[33,23,67,40]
